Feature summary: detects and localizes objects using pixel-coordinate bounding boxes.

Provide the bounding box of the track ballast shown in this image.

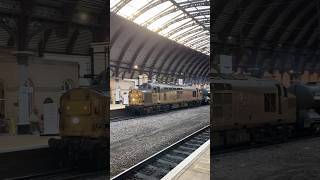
[112,125,210,180]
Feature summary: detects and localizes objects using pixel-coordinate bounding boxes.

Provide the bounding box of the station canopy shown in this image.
[110,0,210,55]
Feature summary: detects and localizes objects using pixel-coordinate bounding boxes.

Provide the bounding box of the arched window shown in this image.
[62,79,73,92]
[43,97,54,104]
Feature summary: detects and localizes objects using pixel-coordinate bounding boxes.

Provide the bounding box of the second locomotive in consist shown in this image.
[49,71,109,168]
[211,75,320,147]
[126,83,203,114]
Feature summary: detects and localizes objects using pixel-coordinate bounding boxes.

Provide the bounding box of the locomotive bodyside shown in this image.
[211,76,296,146]
[127,83,203,114]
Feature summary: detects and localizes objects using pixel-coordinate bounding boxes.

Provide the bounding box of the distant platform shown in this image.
[0,134,58,153]
[110,104,126,110]
[162,140,210,180]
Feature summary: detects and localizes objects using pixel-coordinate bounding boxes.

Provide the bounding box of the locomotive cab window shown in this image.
[264,93,276,112]
[192,91,197,97]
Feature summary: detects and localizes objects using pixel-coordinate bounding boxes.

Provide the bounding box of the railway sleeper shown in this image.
[145,164,169,175]
[172,149,193,156]
[178,145,198,152]
[164,154,185,162]
[134,172,158,180]
[152,161,175,171]
[168,151,189,158]
[157,158,179,168]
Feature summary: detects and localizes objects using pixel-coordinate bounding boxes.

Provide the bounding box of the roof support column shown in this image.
[14,51,34,134]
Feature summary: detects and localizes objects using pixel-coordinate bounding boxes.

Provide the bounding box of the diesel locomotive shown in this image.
[49,71,109,168]
[126,83,204,114]
[211,75,320,147]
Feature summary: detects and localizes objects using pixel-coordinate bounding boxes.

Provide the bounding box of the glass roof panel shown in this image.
[111,0,210,55]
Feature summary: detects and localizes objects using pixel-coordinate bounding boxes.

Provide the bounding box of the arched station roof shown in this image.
[111,0,210,55]
[213,0,320,74]
[110,13,209,84]
[0,0,107,56]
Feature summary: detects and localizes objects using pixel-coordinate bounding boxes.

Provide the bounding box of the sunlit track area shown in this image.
[212,0,320,179]
[0,0,109,179]
[109,1,210,179]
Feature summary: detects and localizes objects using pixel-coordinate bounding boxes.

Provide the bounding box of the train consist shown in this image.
[49,72,109,168]
[126,83,207,114]
[211,75,320,147]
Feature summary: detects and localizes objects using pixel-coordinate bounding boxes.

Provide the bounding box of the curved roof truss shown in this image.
[111,0,210,55]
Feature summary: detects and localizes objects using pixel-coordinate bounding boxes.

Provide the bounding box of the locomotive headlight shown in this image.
[71,117,80,124]
[132,98,135,101]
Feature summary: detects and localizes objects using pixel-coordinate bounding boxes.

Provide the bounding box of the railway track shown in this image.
[7,168,107,180]
[111,125,210,180]
[110,105,209,122]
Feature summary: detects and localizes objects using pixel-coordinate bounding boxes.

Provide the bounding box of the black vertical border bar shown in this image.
[210,0,214,179]
[105,0,110,179]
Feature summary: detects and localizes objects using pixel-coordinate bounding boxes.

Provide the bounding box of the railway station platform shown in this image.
[110,104,126,110]
[162,140,210,180]
[0,135,57,153]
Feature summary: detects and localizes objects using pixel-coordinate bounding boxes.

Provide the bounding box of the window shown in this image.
[43,97,54,104]
[62,79,73,92]
[264,93,276,112]
[192,91,197,97]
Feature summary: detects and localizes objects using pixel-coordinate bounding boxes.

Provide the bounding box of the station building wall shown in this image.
[0,48,79,134]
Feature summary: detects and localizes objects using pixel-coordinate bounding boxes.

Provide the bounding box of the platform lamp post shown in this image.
[13,51,34,134]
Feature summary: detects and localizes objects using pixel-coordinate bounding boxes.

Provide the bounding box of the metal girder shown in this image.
[157,46,183,77]
[254,0,303,46]
[218,0,254,40]
[38,29,52,57]
[176,52,200,75]
[112,0,132,13]
[188,38,209,48]
[182,32,209,45]
[166,21,198,37]
[179,1,209,9]
[129,0,168,21]
[196,59,210,77]
[151,45,177,78]
[167,50,193,77]
[236,1,268,43]
[128,39,149,78]
[163,48,189,78]
[189,57,208,76]
[182,54,206,75]
[66,29,79,54]
[277,3,315,45]
[167,0,208,31]
[142,6,177,27]
[115,35,135,77]
[148,43,171,78]
[110,27,124,48]
[264,0,306,43]
[293,16,317,46]
[173,27,202,41]
[0,18,16,36]
[16,0,35,51]
[191,42,209,52]
[156,14,189,33]
[138,42,160,75]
